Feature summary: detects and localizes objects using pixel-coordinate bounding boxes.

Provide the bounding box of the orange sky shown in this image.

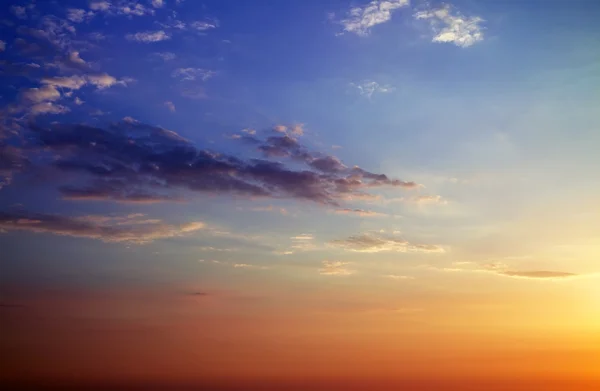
[3,278,599,389]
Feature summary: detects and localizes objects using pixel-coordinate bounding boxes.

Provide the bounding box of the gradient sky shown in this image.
[1,0,600,389]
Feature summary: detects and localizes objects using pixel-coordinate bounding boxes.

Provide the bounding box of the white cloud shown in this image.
[42,76,87,90]
[414,5,484,48]
[290,124,304,136]
[154,51,176,61]
[350,80,394,98]
[319,261,355,276]
[117,3,155,17]
[290,234,314,240]
[340,0,410,36]
[190,20,218,31]
[126,30,170,43]
[172,68,215,81]
[233,263,268,269]
[67,8,92,23]
[413,195,448,205]
[87,73,132,89]
[0,40,6,52]
[164,101,176,112]
[334,208,387,217]
[428,263,587,281]
[330,233,445,253]
[29,102,70,115]
[89,1,111,11]
[385,274,414,280]
[152,0,165,8]
[74,97,84,105]
[22,85,61,103]
[87,73,118,89]
[69,51,87,65]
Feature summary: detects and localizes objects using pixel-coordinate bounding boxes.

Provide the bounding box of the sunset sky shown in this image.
[1,0,599,389]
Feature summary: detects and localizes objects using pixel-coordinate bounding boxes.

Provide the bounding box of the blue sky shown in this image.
[1,0,600,315]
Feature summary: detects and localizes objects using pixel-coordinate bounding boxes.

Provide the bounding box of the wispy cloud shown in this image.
[153,51,176,61]
[350,80,395,98]
[233,263,269,270]
[429,262,586,281]
[126,30,170,43]
[413,195,448,205]
[319,261,355,276]
[339,0,410,36]
[415,5,484,48]
[334,208,387,217]
[172,68,216,81]
[0,211,205,244]
[164,101,176,112]
[291,234,314,240]
[385,274,415,280]
[246,205,288,215]
[330,233,444,253]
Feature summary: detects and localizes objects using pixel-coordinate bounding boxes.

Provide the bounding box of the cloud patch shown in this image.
[0,211,204,244]
[7,119,417,206]
[172,68,216,81]
[334,208,387,217]
[339,0,410,36]
[415,5,484,48]
[350,80,395,98]
[126,30,170,43]
[319,261,355,276]
[432,262,583,280]
[330,233,444,253]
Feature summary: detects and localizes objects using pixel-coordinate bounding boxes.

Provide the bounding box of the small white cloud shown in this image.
[123,116,139,123]
[190,20,218,31]
[87,73,119,89]
[164,101,176,112]
[319,261,355,276]
[350,80,394,98]
[30,102,70,116]
[89,1,111,11]
[67,8,93,23]
[74,97,84,105]
[414,5,484,48]
[152,0,165,8]
[42,76,87,90]
[22,85,61,103]
[119,3,154,17]
[385,274,414,280]
[290,234,314,240]
[334,208,387,217]
[290,124,304,136]
[0,40,5,52]
[330,233,445,253]
[339,0,410,36]
[126,30,170,43]
[413,195,448,205]
[172,68,215,81]
[68,51,87,66]
[154,51,176,61]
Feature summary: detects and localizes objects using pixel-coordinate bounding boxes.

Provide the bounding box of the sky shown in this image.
[1,0,600,389]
